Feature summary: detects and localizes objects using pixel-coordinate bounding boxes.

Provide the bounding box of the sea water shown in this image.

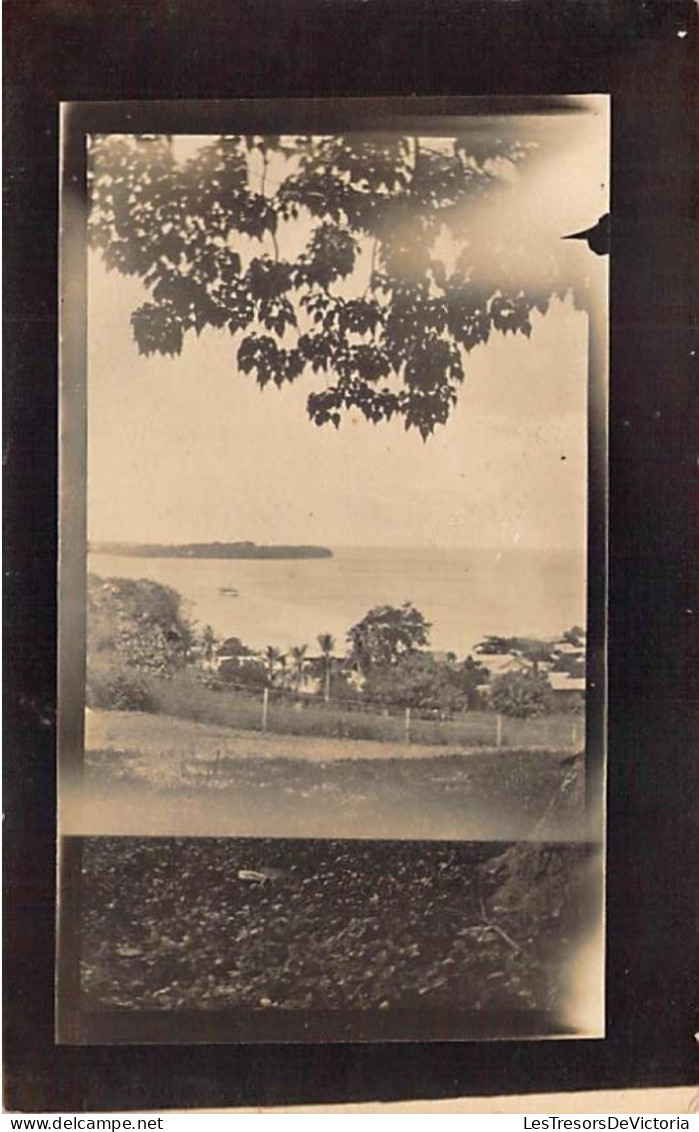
[88,545,585,658]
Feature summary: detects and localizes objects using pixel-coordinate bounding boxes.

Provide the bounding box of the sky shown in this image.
[86,101,608,552]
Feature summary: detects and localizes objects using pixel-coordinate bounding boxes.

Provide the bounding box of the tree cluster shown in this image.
[87,574,193,673]
[362,651,488,714]
[86,574,194,709]
[488,669,554,719]
[202,601,490,714]
[346,601,431,674]
[476,634,558,665]
[88,574,583,719]
[88,131,577,439]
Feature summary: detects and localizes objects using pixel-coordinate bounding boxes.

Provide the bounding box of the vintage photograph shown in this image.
[58,97,608,1043]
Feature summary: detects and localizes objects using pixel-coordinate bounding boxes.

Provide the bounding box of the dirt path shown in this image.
[85,708,510,762]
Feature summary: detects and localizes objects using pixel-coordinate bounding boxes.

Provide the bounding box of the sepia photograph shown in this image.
[57,96,608,1044]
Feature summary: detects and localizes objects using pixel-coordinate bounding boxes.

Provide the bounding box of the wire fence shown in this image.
[149,675,584,750]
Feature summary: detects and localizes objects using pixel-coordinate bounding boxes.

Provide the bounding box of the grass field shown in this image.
[70,710,586,840]
[146,674,583,750]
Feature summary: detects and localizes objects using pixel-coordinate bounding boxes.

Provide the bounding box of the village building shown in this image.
[547,671,586,709]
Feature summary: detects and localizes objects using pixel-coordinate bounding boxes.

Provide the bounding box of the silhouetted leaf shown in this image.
[88,131,579,438]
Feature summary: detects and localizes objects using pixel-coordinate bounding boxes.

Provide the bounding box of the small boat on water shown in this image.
[219,586,239,597]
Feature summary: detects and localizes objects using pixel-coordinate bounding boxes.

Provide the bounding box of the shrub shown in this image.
[362,652,458,711]
[87,574,193,675]
[218,658,269,691]
[86,664,153,712]
[489,669,553,719]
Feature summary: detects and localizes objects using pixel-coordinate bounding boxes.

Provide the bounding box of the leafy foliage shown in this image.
[218,635,250,658]
[363,651,488,713]
[261,645,285,683]
[199,624,218,663]
[316,632,336,702]
[455,655,492,710]
[86,664,153,712]
[87,574,193,674]
[86,574,194,710]
[475,634,556,664]
[489,669,554,718]
[476,627,587,669]
[562,625,585,647]
[316,632,335,657]
[218,657,269,691]
[88,131,576,438]
[287,644,309,692]
[347,602,431,674]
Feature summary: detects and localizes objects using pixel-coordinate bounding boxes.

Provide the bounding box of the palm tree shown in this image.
[200,624,218,667]
[289,644,309,693]
[316,633,336,703]
[263,644,283,686]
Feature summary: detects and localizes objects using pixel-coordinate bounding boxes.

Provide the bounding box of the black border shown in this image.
[4,0,697,1112]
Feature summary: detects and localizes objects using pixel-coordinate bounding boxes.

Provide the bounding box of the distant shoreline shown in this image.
[89,541,333,560]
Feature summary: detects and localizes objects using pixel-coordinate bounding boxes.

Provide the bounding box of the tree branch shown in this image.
[363,237,379,298]
[260,145,268,197]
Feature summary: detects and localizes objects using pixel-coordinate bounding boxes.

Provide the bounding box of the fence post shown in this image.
[262,687,269,732]
[404,706,411,744]
[496,713,503,748]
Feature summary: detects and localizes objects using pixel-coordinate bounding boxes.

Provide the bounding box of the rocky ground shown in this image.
[79,837,597,1026]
